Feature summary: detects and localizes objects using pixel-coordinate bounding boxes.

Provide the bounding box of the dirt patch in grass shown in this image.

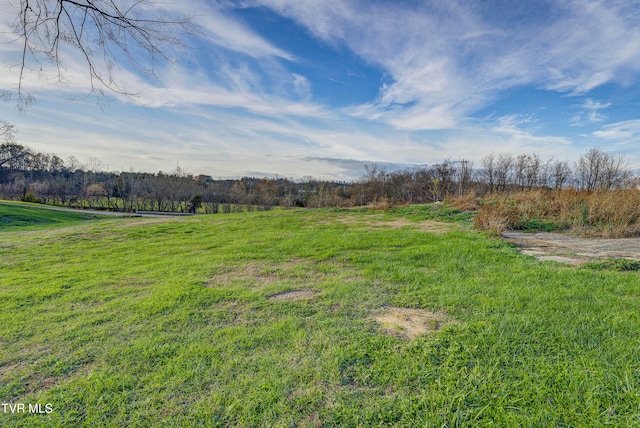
[1,354,96,403]
[503,231,640,266]
[206,259,360,288]
[0,362,23,378]
[373,307,452,340]
[208,259,313,288]
[209,264,278,287]
[376,218,454,234]
[330,215,454,234]
[20,361,96,402]
[269,289,317,302]
[115,276,153,288]
[112,217,176,228]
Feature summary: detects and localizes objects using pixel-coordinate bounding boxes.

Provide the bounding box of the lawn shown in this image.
[1,204,639,426]
[0,202,105,230]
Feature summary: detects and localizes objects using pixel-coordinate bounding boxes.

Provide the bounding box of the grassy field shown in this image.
[0,202,106,231]
[1,203,639,426]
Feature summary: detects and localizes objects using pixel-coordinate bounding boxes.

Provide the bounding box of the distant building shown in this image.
[194,174,214,184]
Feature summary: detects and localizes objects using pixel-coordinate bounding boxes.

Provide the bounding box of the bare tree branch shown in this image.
[0,121,17,144]
[7,0,192,110]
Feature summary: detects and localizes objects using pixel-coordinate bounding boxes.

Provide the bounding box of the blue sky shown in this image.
[1,0,640,179]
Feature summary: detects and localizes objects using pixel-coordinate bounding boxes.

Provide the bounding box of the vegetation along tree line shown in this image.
[1,120,637,214]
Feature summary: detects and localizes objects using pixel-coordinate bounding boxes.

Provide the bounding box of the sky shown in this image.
[1,0,640,180]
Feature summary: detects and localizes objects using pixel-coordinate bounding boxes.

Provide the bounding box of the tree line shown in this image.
[1,124,637,212]
[346,148,635,207]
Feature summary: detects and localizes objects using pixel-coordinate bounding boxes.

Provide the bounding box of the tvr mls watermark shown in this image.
[2,403,53,414]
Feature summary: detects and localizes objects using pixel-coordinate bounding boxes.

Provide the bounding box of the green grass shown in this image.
[582,258,640,272]
[388,203,475,225]
[0,202,105,230]
[1,206,640,426]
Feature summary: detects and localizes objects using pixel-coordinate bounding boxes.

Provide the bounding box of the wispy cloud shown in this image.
[570,99,611,126]
[292,73,312,101]
[191,2,294,60]
[2,0,640,179]
[127,0,295,60]
[593,120,640,143]
[490,114,573,147]
[249,0,640,131]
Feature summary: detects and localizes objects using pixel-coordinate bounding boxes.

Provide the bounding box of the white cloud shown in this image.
[583,99,611,111]
[190,3,294,60]
[3,0,640,179]
[0,0,296,105]
[249,0,486,130]
[490,114,573,148]
[593,120,640,142]
[292,73,312,100]
[570,98,612,125]
[248,0,640,132]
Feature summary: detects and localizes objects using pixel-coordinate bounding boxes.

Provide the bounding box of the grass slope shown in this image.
[1,206,639,426]
[0,202,103,230]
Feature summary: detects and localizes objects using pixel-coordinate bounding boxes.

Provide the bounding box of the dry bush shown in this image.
[509,191,549,220]
[543,189,640,237]
[447,192,481,211]
[367,197,394,211]
[583,190,640,237]
[552,189,588,228]
[472,188,640,237]
[473,200,518,234]
[337,197,357,208]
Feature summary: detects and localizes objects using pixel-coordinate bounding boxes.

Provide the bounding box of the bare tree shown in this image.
[513,153,541,190]
[388,169,416,203]
[549,159,571,190]
[8,0,191,109]
[495,153,513,192]
[0,121,17,144]
[429,160,456,201]
[255,179,279,210]
[307,182,335,208]
[361,164,388,203]
[600,152,631,190]
[0,122,30,172]
[0,143,30,170]
[456,159,473,196]
[480,153,496,194]
[575,147,630,191]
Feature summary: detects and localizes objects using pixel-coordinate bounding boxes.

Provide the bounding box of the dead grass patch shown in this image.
[206,258,345,288]
[0,344,52,377]
[328,215,454,234]
[300,412,323,428]
[0,362,23,378]
[269,289,317,302]
[1,348,96,403]
[373,307,453,340]
[115,276,152,288]
[112,217,176,228]
[18,362,96,403]
[209,265,279,287]
[382,218,454,234]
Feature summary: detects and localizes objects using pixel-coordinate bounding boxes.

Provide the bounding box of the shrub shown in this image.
[367,197,393,211]
[447,191,481,211]
[21,192,42,204]
[472,189,640,237]
[473,201,516,235]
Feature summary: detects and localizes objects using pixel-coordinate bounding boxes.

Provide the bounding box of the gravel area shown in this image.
[502,231,640,265]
